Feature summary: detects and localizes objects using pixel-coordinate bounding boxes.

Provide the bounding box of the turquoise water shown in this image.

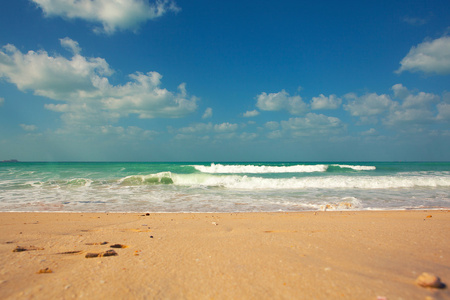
[0,162,449,212]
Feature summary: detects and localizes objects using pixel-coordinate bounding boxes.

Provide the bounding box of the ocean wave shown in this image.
[330,164,376,171]
[170,173,449,189]
[192,163,372,174]
[118,172,174,185]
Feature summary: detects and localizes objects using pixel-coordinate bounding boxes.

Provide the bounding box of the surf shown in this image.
[191,163,376,174]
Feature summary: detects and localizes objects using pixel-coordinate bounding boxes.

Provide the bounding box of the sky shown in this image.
[0,0,450,162]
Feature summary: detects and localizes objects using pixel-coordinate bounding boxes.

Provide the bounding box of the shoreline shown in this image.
[1,207,449,213]
[1,210,449,299]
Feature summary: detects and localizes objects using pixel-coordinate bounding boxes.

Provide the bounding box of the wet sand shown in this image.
[0,211,449,299]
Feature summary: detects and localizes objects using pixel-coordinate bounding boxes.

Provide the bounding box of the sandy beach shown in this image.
[0,210,449,299]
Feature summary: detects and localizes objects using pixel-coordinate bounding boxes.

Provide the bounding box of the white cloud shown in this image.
[20,124,38,131]
[344,86,442,128]
[202,107,212,119]
[437,103,450,121]
[214,122,238,132]
[240,132,257,140]
[280,113,345,137]
[178,122,238,134]
[360,128,377,136]
[391,83,409,99]
[0,43,112,100]
[0,39,197,125]
[0,97,4,106]
[243,109,259,117]
[265,121,279,130]
[310,94,342,110]
[396,36,450,74]
[384,84,440,126]
[391,83,439,108]
[55,124,157,140]
[384,108,434,126]
[32,0,180,34]
[344,93,394,117]
[60,37,81,54]
[256,90,307,115]
[267,130,282,139]
[178,122,212,134]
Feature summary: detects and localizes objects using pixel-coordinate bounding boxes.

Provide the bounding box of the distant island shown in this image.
[1,159,19,163]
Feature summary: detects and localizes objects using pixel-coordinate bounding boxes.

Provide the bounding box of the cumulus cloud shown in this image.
[279,113,345,137]
[396,36,450,74]
[437,102,450,121]
[174,121,241,140]
[202,107,212,119]
[310,94,342,110]
[265,121,279,130]
[360,128,377,136]
[343,85,443,127]
[391,83,439,108]
[256,90,307,115]
[178,122,238,135]
[243,109,259,117]
[384,84,441,126]
[20,124,38,131]
[0,39,197,125]
[214,122,238,132]
[344,93,394,117]
[60,37,81,54]
[384,108,435,126]
[240,132,258,140]
[55,124,157,140]
[32,0,180,34]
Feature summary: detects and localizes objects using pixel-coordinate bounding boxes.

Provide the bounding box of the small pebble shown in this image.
[110,244,127,248]
[37,268,52,274]
[416,272,445,288]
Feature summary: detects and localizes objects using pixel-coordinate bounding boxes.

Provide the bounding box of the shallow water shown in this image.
[1,162,449,212]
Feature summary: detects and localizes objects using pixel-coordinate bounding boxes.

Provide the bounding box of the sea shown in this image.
[0,162,449,213]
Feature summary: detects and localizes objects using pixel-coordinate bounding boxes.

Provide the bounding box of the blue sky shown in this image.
[1,0,450,161]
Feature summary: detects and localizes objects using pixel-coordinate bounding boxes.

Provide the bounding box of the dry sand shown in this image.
[0,210,449,299]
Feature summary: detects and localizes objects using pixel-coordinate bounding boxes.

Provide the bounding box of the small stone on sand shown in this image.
[85,250,118,258]
[37,268,52,274]
[415,272,445,288]
[13,245,44,252]
[110,244,128,248]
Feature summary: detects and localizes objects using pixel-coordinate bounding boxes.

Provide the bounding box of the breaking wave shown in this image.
[108,172,450,190]
[192,163,376,174]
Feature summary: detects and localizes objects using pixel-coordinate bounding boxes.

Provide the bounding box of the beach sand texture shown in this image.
[0,211,449,299]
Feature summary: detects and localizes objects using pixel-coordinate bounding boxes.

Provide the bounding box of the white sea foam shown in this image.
[171,174,450,189]
[192,163,376,174]
[193,163,329,173]
[332,164,376,171]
